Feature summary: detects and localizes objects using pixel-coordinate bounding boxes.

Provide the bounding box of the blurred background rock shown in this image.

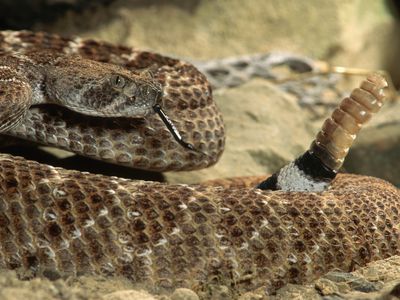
[0,0,399,186]
[2,0,399,80]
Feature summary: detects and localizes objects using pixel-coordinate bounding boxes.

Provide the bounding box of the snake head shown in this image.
[96,71,163,117]
[46,56,163,118]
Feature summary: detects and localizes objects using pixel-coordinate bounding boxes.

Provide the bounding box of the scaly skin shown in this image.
[0,154,399,296]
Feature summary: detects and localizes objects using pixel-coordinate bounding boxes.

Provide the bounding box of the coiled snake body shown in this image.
[0,30,399,297]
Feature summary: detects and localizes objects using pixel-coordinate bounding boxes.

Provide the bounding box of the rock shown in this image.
[343,101,400,187]
[0,270,93,300]
[203,285,233,300]
[323,271,360,283]
[318,272,381,295]
[386,282,400,298]
[254,256,400,299]
[0,0,111,29]
[170,288,199,300]
[238,291,264,300]
[352,255,400,283]
[165,79,314,184]
[320,296,344,300]
[347,278,381,293]
[0,269,161,300]
[103,290,158,300]
[32,0,398,88]
[314,278,340,295]
[271,283,321,300]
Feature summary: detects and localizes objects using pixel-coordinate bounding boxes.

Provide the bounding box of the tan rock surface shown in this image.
[0,270,98,300]
[343,101,400,187]
[103,290,158,300]
[170,288,199,300]
[165,79,314,184]
[262,256,400,300]
[4,255,400,300]
[35,0,399,84]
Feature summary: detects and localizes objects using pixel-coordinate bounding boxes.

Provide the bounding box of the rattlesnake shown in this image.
[0,30,399,298]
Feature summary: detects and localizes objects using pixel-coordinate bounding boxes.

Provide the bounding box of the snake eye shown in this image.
[110,75,126,89]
